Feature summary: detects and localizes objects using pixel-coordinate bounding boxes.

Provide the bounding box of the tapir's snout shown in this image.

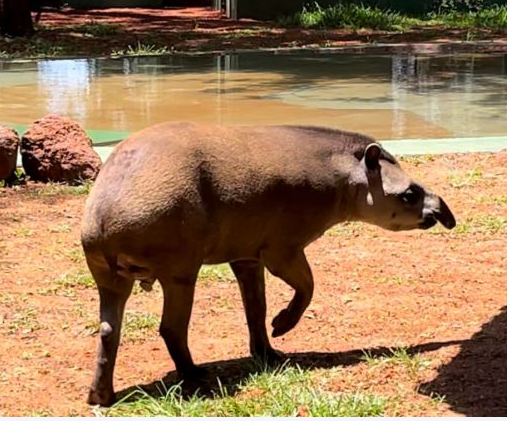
[434,196,456,229]
[420,194,456,230]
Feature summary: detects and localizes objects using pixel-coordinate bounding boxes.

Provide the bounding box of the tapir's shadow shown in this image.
[115,340,462,404]
[419,306,507,417]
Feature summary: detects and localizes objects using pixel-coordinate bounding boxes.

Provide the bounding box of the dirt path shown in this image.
[0,151,506,416]
[1,7,507,57]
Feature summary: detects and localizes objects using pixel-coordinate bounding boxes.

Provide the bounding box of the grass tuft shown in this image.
[103,364,386,416]
[278,3,410,31]
[36,181,93,196]
[111,42,170,58]
[362,347,430,378]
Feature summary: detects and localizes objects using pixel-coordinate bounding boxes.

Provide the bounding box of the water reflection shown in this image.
[0,52,506,139]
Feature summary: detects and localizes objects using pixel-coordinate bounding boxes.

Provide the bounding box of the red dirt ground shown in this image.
[1,7,507,57]
[1,150,506,416]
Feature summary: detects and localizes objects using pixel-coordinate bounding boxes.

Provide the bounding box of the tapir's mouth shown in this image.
[419,216,437,230]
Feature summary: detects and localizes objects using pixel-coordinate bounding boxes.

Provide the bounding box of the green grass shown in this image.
[122,311,159,342]
[36,181,93,196]
[447,166,483,188]
[111,42,170,58]
[278,3,412,30]
[398,154,436,166]
[3,308,43,335]
[68,20,123,37]
[362,347,431,379]
[198,264,235,283]
[326,221,364,236]
[58,271,95,289]
[103,365,387,416]
[279,3,507,31]
[430,5,507,29]
[430,214,507,235]
[477,194,507,205]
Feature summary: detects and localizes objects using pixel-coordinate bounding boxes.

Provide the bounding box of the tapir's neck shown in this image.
[327,155,365,225]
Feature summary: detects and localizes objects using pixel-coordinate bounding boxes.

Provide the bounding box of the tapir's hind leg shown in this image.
[86,255,134,407]
[158,268,205,378]
[230,260,281,363]
[261,249,314,338]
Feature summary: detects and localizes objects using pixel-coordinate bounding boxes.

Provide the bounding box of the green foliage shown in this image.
[103,365,387,416]
[431,5,507,28]
[279,2,410,31]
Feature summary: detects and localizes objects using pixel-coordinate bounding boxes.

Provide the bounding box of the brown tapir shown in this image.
[81,123,456,406]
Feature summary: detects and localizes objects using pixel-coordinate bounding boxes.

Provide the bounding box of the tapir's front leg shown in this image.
[261,249,314,337]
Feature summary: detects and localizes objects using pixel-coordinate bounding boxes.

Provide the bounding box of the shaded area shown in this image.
[116,340,463,403]
[420,306,507,416]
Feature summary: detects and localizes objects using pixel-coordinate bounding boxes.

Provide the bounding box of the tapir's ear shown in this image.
[365,143,382,171]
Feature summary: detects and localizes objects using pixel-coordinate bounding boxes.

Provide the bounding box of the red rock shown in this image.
[0,125,19,183]
[20,114,101,184]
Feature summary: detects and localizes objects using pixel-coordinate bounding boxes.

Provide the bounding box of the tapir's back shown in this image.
[82,123,374,248]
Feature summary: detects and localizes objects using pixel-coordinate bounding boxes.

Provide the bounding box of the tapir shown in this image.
[81,123,456,406]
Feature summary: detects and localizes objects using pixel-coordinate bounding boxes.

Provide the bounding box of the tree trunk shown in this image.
[0,0,34,37]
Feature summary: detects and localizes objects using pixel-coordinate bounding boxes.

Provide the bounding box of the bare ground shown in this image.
[0,150,506,416]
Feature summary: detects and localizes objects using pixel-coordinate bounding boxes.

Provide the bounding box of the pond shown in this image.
[1,52,506,145]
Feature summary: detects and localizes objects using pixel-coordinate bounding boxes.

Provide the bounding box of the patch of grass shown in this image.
[430,6,507,29]
[37,181,93,196]
[198,264,235,283]
[362,347,430,379]
[122,311,159,342]
[3,308,43,335]
[477,194,507,205]
[49,223,72,233]
[111,42,170,58]
[103,365,387,416]
[69,20,123,37]
[38,270,94,297]
[279,3,411,31]
[447,166,483,188]
[0,51,8,58]
[58,271,95,289]
[15,37,65,58]
[66,247,85,263]
[14,227,34,237]
[326,221,364,236]
[370,275,413,285]
[398,154,436,166]
[431,214,507,235]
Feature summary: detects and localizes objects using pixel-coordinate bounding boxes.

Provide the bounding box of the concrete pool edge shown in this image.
[92,136,507,163]
[2,40,507,63]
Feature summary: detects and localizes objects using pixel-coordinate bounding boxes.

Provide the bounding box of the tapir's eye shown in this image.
[401,189,418,205]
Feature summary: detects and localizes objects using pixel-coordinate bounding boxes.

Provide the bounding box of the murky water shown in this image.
[1,52,506,141]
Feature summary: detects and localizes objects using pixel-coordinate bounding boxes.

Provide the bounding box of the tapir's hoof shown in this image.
[178,365,208,381]
[87,387,116,407]
[271,309,299,338]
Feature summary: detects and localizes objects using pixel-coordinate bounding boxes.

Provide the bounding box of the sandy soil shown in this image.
[1,7,507,57]
[0,150,506,416]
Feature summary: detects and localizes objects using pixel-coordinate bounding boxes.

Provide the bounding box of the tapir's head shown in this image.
[352,143,456,231]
